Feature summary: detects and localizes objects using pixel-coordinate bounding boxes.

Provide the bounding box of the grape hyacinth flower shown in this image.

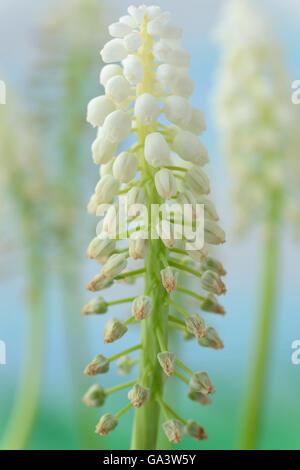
[83,4,226,450]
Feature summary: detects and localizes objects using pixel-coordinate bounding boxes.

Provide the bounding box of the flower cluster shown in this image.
[83,4,226,448]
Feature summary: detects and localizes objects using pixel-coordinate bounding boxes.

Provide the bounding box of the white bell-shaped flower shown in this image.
[185,166,210,196]
[105,75,131,103]
[183,107,206,135]
[145,133,171,168]
[124,33,142,52]
[113,152,138,183]
[102,110,132,143]
[95,175,120,204]
[135,93,161,125]
[155,169,177,199]
[100,38,128,63]
[100,64,123,87]
[123,56,144,84]
[164,95,192,127]
[173,130,208,165]
[108,22,132,38]
[87,96,116,127]
[92,132,117,164]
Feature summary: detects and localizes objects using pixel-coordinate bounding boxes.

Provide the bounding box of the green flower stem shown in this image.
[170,248,188,256]
[163,403,187,425]
[166,298,190,319]
[108,344,142,363]
[174,369,190,386]
[107,297,136,306]
[156,395,170,420]
[162,166,188,173]
[116,403,133,419]
[177,286,205,302]
[169,260,202,279]
[239,190,281,450]
[115,268,145,280]
[168,315,185,326]
[106,380,137,396]
[175,359,193,377]
[168,322,185,332]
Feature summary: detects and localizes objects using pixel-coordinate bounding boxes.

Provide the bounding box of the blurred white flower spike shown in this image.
[83,4,226,449]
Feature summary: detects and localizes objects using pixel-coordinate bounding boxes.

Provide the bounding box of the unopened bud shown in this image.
[84,354,109,375]
[185,314,206,339]
[104,317,127,344]
[200,257,226,276]
[127,187,147,217]
[189,372,215,395]
[164,95,192,127]
[86,274,114,292]
[200,294,225,315]
[128,384,150,408]
[86,236,116,263]
[123,55,144,84]
[82,384,106,407]
[117,355,136,375]
[184,420,207,441]
[105,75,131,103]
[187,247,208,262]
[157,351,175,376]
[182,329,194,341]
[198,195,219,221]
[155,169,177,200]
[162,419,183,444]
[100,64,123,87]
[145,132,171,168]
[87,96,116,127]
[204,220,226,245]
[200,270,226,295]
[102,110,132,144]
[132,295,152,320]
[183,107,206,136]
[185,166,210,196]
[95,175,120,205]
[113,151,138,183]
[188,389,212,406]
[173,130,209,165]
[100,38,128,63]
[81,296,108,315]
[92,134,117,165]
[95,413,118,436]
[101,254,127,279]
[160,267,178,294]
[134,93,160,125]
[198,327,224,350]
[129,232,149,260]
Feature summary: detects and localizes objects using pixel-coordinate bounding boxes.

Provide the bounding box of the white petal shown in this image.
[124,33,142,52]
[123,56,144,84]
[164,95,192,127]
[100,64,123,87]
[134,93,161,125]
[145,133,171,167]
[102,110,132,143]
[109,22,132,38]
[87,96,116,127]
[100,39,128,63]
[105,76,131,103]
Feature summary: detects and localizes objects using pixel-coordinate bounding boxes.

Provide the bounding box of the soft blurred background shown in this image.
[0,0,299,450]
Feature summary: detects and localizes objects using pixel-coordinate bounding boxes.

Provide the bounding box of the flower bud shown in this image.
[132,295,152,320]
[173,130,209,165]
[156,220,181,248]
[145,132,171,168]
[105,75,131,103]
[103,317,128,344]
[87,194,98,215]
[124,33,142,52]
[95,175,120,204]
[185,166,210,196]
[113,151,138,183]
[95,414,118,436]
[119,14,137,28]
[86,236,116,262]
[128,384,150,408]
[87,96,116,127]
[81,296,108,315]
[185,314,206,339]
[92,134,117,165]
[100,159,114,177]
[160,267,178,294]
[182,329,194,340]
[100,64,123,87]
[199,257,226,276]
[171,75,194,98]
[198,327,224,350]
[204,220,226,245]
[186,247,208,262]
[84,354,109,375]
[198,195,219,221]
[164,95,192,127]
[101,254,127,279]
[200,270,226,295]
[127,187,146,217]
[183,107,206,136]
[82,384,106,407]
[102,110,132,143]
[156,64,183,89]
[122,55,144,84]
[184,420,207,441]
[100,38,128,63]
[200,294,225,315]
[117,355,136,375]
[129,232,149,260]
[155,169,177,199]
[157,351,175,376]
[86,274,114,292]
[189,371,215,395]
[108,22,132,38]
[188,389,212,406]
[162,419,183,444]
[135,93,161,125]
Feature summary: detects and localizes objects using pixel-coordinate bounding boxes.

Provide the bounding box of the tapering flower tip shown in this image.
[144,132,171,168]
[95,175,120,205]
[184,166,210,196]
[198,196,219,221]
[117,355,135,376]
[189,372,215,395]
[103,317,128,344]
[95,413,118,436]
[200,293,225,315]
[134,93,161,125]
[127,186,147,218]
[155,169,177,199]
[105,75,131,104]
[132,295,152,321]
[86,236,116,263]
[81,296,108,316]
[102,110,132,143]
[204,220,226,245]
[198,327,224,350]
[82,384,106,408]
[86,274,114,292]
[184,420,207,441]
[162,419,183,444]
[122,55,144,84]
[100,38,128,63]
[108,21,132,38]
[100,64,123,87]
[183,107,206,136]
[124,32,142,52]
[200,270,226,296]
[87,194,98,215]
[101,254,127,279]
[128,384,150,408]
[113,151,138,183]
[92,134,117,165]
[164,95,192,127]
[129,232,149,260]
[84,354,109,376]
[87,96,116,127]
[160,267,179,294]
[187,247,208,263]
[157,351,175,377]
[185,314,206,339]
[173,131,209,166]
[199,257,227,277]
